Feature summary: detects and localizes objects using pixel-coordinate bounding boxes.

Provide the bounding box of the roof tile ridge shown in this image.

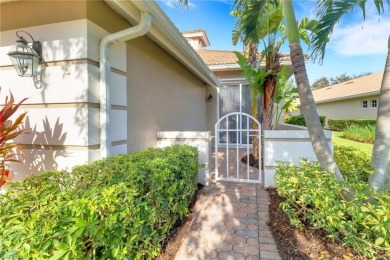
[197,48,241,52]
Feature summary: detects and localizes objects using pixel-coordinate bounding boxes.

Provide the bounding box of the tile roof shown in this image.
[312,72,383,103]
[196,49,291,66]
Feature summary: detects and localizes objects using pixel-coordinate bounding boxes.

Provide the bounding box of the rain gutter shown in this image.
[99,11,152,158]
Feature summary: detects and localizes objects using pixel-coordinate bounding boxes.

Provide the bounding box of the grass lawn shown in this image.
[332,131,373,156]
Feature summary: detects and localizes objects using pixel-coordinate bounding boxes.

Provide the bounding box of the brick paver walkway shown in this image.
[175,182,281,260]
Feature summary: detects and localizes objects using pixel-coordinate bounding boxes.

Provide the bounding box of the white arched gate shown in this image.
[214,112,262,183]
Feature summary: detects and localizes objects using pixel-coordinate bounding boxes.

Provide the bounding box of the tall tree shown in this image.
[232,0,284,131]
[232,0,317,130]
[231,0,279,160]
[312,76,330,89]
[370,37,390,191]
[312,0,390,191]
[281,0,345,182]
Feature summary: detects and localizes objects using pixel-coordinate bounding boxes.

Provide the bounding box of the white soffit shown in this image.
[104,0,221,88]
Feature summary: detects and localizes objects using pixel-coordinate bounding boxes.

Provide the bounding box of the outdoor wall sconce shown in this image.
[208,94,213,101]
[7,31,42,77]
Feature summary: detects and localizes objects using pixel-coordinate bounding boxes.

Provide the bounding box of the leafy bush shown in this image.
[276,146,390,258]
[328,119,376,131]
[342,124,375,144]
[0,145,199,259]
[334,146,373,183]
[284,115,326,127]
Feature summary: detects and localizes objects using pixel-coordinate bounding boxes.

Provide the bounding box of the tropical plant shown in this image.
[232,1,317,164]
[0,90,28,187]
[232,0,284,130]
[232,1,317,131]
[274,69,298,125]
[311,0,390,190]
[235,51,272,159]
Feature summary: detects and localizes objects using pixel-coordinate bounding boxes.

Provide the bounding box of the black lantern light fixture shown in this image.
[7,31,42,77]
[208,94,213,101]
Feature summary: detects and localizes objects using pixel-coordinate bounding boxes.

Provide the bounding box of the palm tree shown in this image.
[232,0,283,130]
[232,1,318,130]
[281,0,346,182]
[371,37,390,191]
[232,0,318,169]
[311,0,390,191]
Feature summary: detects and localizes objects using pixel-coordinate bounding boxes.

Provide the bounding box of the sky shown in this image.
[157,0,390,84]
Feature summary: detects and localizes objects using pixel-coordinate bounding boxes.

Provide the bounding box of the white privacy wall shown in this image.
[0,19,127,181]
[263,130,333,187]
[157,131,211,186]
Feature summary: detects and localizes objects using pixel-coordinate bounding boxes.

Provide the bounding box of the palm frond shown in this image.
[298,18,319,45]
[311,0,387,62]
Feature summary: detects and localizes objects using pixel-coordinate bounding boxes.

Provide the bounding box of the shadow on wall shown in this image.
[11,116,69,182]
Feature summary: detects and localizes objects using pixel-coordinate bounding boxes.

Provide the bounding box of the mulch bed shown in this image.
[157,184,205,260]
[267,188,363,260]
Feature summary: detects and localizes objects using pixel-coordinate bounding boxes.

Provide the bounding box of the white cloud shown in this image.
[188,1,196,8]
[161,0,195,10]
[328,16,390,56]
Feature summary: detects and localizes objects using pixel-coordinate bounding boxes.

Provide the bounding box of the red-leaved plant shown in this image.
[0,90,28,187]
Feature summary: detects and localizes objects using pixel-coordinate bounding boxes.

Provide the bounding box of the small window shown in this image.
[371,99,377,108]
[362,100,368,109]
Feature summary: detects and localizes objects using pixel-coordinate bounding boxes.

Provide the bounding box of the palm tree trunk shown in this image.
[247,42,261,160]
[250,88,259,159]
[369,36,390,191]
[248,42,258,68]
[262,76,277,130]
[282,0,344,182]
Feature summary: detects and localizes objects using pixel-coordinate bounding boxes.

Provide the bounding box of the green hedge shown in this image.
[284,115,326,128]
[328,119,376,131]
[276,146,389,258]
[0,145,199,259]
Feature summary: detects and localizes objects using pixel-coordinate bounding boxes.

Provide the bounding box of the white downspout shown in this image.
[99,12,152,158]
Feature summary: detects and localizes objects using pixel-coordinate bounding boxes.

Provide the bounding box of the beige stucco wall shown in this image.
[213,70,244,80]
[0,0,131,181]
[1,0,213,181]
[317,95,379,126]
[126,36,208,152]
[206,85,218,139]
[0,1,87,31]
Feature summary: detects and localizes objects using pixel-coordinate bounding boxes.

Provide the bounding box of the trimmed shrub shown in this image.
[275,146,389,258]
[342,124,375,144]
[0,145,199,259]
[284,115,326,127]
[328,119,376,131]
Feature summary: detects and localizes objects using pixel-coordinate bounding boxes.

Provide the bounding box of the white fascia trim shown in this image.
[209,64,242,71]
[209,60,292,72]
[312,91,380,105]
[116,0,221,88]
[220,78,247,84]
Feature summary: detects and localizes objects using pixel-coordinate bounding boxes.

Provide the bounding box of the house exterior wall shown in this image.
[1,0,212,181]
[213,70,244,80]
[316,94,379,126]
[0,0,130,181]
[126,36,208,152]
[206,85,218,138]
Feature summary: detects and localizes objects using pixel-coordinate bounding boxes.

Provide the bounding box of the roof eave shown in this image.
[209,60,292,71]
[312,91,381,105]
[104,0,221,88]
